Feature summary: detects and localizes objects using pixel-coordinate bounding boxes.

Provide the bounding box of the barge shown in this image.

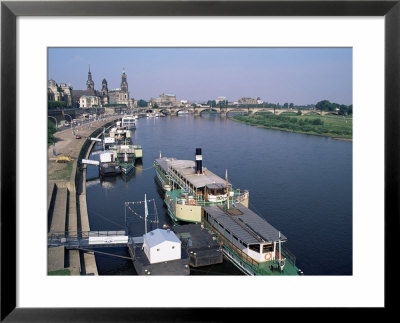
[129,228,190,275]
[172,223,223,267]
[98,150,121,176]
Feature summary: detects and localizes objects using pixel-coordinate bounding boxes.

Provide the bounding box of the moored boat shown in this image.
[113,143,135,174]
[121,115,136,130]
[98,150,122,176]
[154,148,249,223]
[203,203,301,275]
[153,148,302,275]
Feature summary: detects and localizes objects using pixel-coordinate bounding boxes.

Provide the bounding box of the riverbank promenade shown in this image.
[47,115,118,275]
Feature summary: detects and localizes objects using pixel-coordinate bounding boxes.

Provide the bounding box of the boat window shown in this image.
[218,222,224,229]
[232,235,238,241]
[262,244,274,253]
[225,229,231,235]
[249,244,261,253]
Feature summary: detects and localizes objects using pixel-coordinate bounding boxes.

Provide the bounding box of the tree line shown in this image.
[315,100,352,115]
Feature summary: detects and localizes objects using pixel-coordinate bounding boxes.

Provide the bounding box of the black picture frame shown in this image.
[1,1,398,321]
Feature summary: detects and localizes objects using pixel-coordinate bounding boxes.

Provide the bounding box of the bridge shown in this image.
[146,106,333,117]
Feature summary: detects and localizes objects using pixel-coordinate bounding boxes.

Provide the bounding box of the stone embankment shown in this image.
[47,116,119,275]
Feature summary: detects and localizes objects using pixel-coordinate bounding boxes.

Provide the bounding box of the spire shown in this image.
[86,64,94,90]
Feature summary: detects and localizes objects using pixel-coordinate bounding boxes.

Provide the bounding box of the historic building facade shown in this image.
[48,79,73,106]
[79,95,101,108]
[150,93,179,107]
[108,69,133,107]
[71,67,134,108]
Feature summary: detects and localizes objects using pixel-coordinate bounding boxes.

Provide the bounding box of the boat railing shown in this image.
[174,191,248,207]
[203,221,262,271]
[280,245,297,266]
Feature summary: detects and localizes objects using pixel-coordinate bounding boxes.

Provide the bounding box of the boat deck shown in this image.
[172,224,223,267]
[156,158,226,189]
[128,244,190,275]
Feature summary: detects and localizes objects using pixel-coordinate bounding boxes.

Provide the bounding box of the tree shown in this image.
[218,100,228,108]
[297,110,302,115]
[153,103,159,109]
[283,103,289,108]
[316,100,335,112]
[48,100,67,109]
[138,99,148,107]
[207,100,216,107]
[289,103,294,108]
[48,119,57,145]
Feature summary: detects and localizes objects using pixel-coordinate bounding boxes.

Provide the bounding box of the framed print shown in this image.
[1,0,399,321]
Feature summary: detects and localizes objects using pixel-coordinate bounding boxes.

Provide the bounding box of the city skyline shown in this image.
[48,47,352,105]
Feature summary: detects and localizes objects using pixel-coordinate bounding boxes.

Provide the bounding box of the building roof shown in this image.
[72,89,98,101]
[143,228,181,248]
[156,157,226,189]
[203,203,287,245]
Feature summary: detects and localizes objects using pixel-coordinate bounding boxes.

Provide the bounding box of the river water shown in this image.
[86,114,352,275]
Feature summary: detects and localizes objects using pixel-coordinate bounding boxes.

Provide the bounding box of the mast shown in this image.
[144,194,148,234]
[279,231,282,269]
[102,127,105,151]
[226,169,229,209]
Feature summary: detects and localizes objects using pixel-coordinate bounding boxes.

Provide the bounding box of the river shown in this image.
[86,114,352,275]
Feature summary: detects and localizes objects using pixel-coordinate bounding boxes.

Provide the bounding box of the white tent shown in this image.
[143,229,181,264]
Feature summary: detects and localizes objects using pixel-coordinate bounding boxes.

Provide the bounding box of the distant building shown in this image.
[216,96,227,104]
[238,97,258,105]
[48,79,73,106]
[151,93,179,107]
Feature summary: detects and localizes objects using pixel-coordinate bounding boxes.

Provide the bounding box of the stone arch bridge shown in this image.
[150,107,332,116]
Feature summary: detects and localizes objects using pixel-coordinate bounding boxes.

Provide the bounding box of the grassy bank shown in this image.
[48,269,71,275]
[48,161,74,181]
[233,113,352,140]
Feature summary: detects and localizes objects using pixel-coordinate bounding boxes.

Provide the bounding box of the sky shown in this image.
[48,48,352,105]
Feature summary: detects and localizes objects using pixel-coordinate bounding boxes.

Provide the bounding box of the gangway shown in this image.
[48,230,143,249]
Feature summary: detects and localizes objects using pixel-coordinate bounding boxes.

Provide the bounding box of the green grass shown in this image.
[279,112,298,116]
[233,113,352,139]
[48,269,71,275]
[48,161,74,181]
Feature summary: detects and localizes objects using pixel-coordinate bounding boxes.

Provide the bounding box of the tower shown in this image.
[101,78,108,96]
[101,78,109,105]
[86,65,94,90]
[121,68,128,92]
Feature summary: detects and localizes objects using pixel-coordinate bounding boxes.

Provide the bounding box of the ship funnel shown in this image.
[195,148,202,174]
